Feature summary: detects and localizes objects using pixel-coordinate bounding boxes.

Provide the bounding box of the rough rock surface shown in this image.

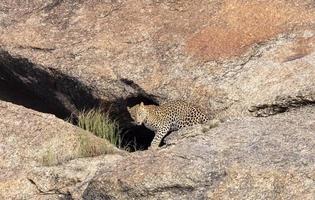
[28,155,123,200]
[0,0,314,119]
[29,106,314,200]
[0,100,121,200]
[0,1,315,199]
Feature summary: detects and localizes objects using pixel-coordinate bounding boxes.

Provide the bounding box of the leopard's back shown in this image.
[146,100,209,131]
[128,100,210,149]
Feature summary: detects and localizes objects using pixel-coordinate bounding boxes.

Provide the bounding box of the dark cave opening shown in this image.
[0,51,99,120]
[114,95,159,151]
[0,76,69,118]
[0,50,158,152]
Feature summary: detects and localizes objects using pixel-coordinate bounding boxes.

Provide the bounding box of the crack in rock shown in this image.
[249,94,315,117]
[28,178,73,199]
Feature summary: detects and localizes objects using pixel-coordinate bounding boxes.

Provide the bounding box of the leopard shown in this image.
[127,100,209,149]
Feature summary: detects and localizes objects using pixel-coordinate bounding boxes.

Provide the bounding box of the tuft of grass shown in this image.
[78,133,115,157]
[77,108,121,148]
[121,136,144,152]
[202,119,220,133]
[41,149,58,166]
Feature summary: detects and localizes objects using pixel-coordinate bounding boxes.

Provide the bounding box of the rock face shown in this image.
[0,100,120,200]
[0,0,315,199]
[29,106,314,200]
[84,107,315,199]
[0,0,314,119]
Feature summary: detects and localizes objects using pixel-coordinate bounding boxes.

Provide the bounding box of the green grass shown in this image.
[77,108,121,148]
[74,108,143,152]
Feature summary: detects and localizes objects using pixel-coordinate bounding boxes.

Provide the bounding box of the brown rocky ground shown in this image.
[0,100,121,200]
[0,0,314,199]
[28,106,315,199]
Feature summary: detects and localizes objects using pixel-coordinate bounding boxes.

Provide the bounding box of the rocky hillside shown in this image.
[1,101,314,199]
[0,100,123,199]
[0,0,314,199]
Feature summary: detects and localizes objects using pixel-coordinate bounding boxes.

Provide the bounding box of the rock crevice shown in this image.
[0,49,99,119]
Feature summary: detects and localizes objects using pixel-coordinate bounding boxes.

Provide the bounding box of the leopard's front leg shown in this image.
[149,127,169,150]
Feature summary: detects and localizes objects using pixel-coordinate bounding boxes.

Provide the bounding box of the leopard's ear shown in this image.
[127,106,131,111]
[140,102,144,106]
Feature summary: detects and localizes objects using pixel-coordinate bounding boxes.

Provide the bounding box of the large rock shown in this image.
[0,0,314,119]
[0,100,121,200]
[25,106,315,199]
[0,1,315,199]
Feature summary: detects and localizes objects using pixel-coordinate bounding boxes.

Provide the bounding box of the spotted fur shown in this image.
[127,101,209,149]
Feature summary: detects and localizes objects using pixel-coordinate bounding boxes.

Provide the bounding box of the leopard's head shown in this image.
[127,102,148,125]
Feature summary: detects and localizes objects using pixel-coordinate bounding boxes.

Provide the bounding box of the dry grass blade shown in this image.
[77,108,121,148]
